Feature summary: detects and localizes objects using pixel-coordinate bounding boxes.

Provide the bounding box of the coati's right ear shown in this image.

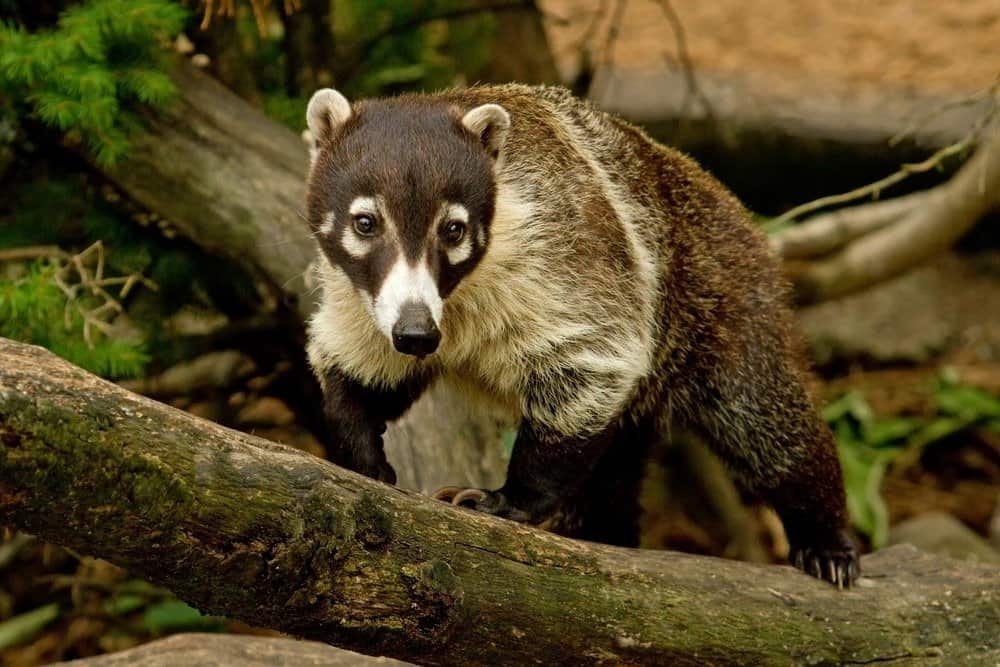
[306,88,352,158]
[461,104,510,161]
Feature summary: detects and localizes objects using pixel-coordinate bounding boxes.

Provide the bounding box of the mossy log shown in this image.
[1,338,998,666]
[89,60,507,494]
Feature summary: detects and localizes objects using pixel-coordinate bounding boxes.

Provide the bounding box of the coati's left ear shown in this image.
[461,104,510,161]
[306,88,352,161]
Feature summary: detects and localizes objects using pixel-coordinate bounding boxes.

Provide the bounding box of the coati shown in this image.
[304,84,859,587]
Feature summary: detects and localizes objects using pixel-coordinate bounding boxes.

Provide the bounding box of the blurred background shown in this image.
[0,1,998,664]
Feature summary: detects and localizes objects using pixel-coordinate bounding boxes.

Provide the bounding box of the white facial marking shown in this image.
[442,203,473,265]
[349,196,377,216]
[447,236,473,265]
[444,203,469,224]
[339,196,381,258]
[341,224,372,258]
[373,254,443,340]
[319,211,336,236]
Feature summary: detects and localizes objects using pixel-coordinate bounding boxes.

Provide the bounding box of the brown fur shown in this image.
[306,84,858,585]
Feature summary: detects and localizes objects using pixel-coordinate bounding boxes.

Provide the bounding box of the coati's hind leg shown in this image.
[684,346,859,587]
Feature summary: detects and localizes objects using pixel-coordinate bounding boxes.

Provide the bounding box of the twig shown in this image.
[788,123,1000,304]
[588,0,627,100]
[600,0,628,68]
[770,191,927,260]
[890,77,1000,146]
[0,246,68,262]
[773,107,996,225]
[652,0,714,120]
[199,0,301,35]
[10,241,157,350]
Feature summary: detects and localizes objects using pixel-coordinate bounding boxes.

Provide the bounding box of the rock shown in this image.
[236,397,296,427]
[798,251,1000,367]
[253,426,326,459]
[59,633,414,666]
[185,401,223,423]
[119,351,255,397]
[889,512,1000,565]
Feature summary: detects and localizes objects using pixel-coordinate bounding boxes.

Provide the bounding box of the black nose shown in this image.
[392,303,441,357]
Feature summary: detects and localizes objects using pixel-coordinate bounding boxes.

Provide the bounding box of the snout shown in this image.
[392,302,441,357]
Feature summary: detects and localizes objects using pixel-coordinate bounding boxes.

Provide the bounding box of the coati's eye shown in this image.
[353,214,377,237]
[442,220,466,245]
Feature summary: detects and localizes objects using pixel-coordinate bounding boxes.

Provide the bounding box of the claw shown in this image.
[452,488,487,507]
[810,556,822,579]
[431,486,464,502]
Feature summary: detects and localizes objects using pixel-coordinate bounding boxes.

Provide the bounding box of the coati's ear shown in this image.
[306,88,352,156]
[461,104,510,160]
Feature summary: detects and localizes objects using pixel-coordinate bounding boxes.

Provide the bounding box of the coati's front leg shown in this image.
[436,419,615,526]
[321,367,428,484]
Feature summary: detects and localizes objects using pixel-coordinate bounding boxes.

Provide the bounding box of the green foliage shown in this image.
[0,0,187,165]
[336,0,495,98]
[0,261,149,378]
[141,599,224,634]
[0,603,60,651]
[825,375,1000,547]
[262,92,308,131]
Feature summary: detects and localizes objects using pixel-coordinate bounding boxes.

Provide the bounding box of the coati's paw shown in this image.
[789,529,859,589]
[432,487,532,523]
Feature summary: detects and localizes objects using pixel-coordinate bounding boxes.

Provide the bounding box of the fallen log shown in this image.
[1,338,997,666]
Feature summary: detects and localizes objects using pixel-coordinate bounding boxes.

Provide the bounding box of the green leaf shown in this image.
[934,382,1000,420]
[822,390,872,426]
[142,599,224,634]
[102,594,147,616]
[0,603,61,650]
[837,443,892,547]
[864,417,922,449]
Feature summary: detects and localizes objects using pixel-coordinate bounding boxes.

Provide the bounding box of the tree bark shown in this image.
[476,1,562,85]
[90,60,508,493]
[1,338,997,666]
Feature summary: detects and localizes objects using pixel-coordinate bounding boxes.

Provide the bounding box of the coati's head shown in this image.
[305,88,509,358]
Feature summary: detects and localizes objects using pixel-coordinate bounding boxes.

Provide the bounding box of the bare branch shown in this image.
[770,191,927,260]
[789,123,1000,304]
[651,0,714,120]
[773,107,995,226]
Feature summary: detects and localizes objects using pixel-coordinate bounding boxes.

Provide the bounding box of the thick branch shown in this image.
[770,191,926,261]
[783,124,1000,304]
[1,338,997,666]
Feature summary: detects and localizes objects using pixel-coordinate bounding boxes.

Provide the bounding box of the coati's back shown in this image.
[431,85,798,424]
[304,84,859,587]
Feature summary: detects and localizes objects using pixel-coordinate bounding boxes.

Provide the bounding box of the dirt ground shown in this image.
[541,0,999,98]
